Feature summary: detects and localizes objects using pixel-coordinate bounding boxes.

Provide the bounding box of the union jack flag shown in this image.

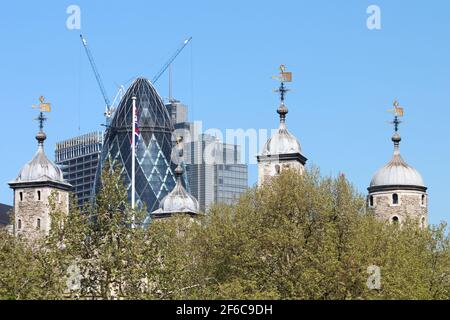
[132,108,140,149]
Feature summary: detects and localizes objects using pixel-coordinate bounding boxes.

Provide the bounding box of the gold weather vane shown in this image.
[387,99,404,118]
[272,64,293,83]
[273,65,293,103]
[387,99,405,132]
[32,96,51,113]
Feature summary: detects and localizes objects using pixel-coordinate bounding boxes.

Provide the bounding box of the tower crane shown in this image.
[80,34,192,122]
[151,37,192,84]
[80,34,111,110]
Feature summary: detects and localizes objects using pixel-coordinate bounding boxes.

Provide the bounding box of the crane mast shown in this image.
[80,34,111,109]
[152,37,192,84]
[80,35,192,122]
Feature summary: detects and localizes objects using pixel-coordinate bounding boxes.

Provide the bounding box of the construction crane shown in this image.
[80,34,192,122]
[152,37,192,84]
[80,34,111,110]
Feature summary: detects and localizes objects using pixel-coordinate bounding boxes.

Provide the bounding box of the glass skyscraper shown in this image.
[185,133,248,211]
[55,132,103,207]
[95,78,177,215]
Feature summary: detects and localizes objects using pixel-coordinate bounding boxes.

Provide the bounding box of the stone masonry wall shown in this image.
[369,190,428,227]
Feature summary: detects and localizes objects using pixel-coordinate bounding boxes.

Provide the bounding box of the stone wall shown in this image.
[368,190,428,227]
[258,159,304,186]
[14,187,69,240]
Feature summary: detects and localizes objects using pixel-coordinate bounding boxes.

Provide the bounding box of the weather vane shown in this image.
[387,99,404,132]
[32,96,51,132]
[273,65,293,102]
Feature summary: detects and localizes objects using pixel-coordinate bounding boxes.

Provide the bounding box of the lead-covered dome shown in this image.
[369,133,425,190]
[152,165,199,218]
[261,122,302,156]
[261,102,303,156]
[12,131,69,186]
[16,146,65,184]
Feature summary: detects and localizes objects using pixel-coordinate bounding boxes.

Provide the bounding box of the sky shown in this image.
[0,0,449,225]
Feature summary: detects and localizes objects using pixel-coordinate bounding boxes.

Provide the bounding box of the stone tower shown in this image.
[367,100,428,228]
[257,65,307,186]
[9,100,72,239]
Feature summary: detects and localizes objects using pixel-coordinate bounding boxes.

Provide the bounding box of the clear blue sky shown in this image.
[0,0,449,225]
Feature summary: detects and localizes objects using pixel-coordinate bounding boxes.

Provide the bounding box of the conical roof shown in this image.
[152,165,199,218]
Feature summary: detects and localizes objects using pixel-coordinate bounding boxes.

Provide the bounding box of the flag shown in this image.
[133,108,140,149]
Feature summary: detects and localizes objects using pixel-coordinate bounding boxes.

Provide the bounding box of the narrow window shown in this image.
[421,195,425,206]
[275,165,281,175]
[37,218,41,230]
[392,216,399,224]
[18,219,22,230]
[369,196,374,207]
[19,192,23,202]
[420,217,426,229]
[37,190,41,201]
[392,193,399,205]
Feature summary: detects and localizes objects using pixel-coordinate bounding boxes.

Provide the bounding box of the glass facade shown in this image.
[55,132,103,207]
[184,133,248,211]
[95,78,177,215]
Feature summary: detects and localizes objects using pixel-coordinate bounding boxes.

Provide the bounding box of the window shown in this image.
[392,216,399,224]
[421,195,425,206]
[392,193,399,205]
[37,219,41,230]
[369,196,374,207]
[37,190,41,201]
[420,217,426,229]
[18,219,22,230]
[275,165,281,175]
[19,192,23,202]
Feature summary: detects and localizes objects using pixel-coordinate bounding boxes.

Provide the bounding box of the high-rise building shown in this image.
[185,133,248,211]
[95,78,177,216]
[166,100,188,126]
[367,100,428,228]
[0,203,12,229]
[55,131,103,207]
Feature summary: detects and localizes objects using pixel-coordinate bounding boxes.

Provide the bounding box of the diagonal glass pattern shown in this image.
[94,78,176,216]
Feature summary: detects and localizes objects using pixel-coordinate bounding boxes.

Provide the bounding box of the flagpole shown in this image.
[131,97,137,211]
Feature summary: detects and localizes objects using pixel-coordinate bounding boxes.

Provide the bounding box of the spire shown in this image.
[274,65,292,124]
[32,96,51,147]
[388,99,405,155]
[175,136,184,183]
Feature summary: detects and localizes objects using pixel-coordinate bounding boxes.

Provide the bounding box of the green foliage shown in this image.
[0,168,448,300]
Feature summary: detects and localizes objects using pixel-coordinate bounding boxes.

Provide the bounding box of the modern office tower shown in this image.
[95,78,177,216]
[184,133,248,212]
[166,100,188,126]
[55,132,103,207]
[0,203,12,229]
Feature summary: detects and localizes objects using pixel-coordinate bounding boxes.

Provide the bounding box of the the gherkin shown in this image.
[94,78,177,215]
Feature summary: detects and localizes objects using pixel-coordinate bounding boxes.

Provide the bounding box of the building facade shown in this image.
[55,131,103,207]
[185,133,248,211]
[367,102,428,227]
[0,203,12,230]
[94,78,177,216]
